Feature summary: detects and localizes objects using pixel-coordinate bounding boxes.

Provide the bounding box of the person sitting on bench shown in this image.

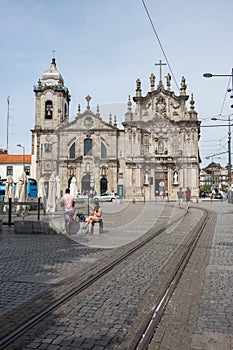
[84,198,102,234]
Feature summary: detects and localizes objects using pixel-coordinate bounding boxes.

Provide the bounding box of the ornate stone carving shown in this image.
[155,95,166,116]
[84,116,93,129]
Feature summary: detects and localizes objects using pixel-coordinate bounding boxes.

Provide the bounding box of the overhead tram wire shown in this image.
[219,76,232,115]
[141,0,179,92]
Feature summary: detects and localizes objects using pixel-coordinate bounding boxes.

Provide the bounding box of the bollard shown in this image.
[8,198,12,227]
[37,197,41,221]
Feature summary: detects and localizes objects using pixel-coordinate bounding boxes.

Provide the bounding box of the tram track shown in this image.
[130,207,210,350]
[0,205,210,350]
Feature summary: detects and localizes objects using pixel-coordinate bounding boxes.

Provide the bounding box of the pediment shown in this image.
[58,111,117,132]
[134,89,189,124]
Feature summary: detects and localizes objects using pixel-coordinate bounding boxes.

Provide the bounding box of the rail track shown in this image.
[0,204,210,350]
[130,207,209,350]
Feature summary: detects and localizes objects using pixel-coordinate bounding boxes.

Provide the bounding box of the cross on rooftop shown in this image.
[155,60,166,82]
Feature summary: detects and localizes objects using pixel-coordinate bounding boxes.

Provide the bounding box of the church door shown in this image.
[154,172,167,197]
[100,178,107,194]
[81,174,91,194]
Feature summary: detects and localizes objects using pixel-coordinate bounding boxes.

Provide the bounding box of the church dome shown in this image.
[41,58,64,85]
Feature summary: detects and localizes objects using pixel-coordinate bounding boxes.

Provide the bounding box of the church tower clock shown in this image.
[31,58,71,180]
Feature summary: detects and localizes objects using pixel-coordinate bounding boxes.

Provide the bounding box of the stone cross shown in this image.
[155,60,166,82]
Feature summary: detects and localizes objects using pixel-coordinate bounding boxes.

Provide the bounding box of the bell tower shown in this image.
[31,58,71,179]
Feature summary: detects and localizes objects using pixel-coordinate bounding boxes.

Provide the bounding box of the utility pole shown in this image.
[7,96,10,153]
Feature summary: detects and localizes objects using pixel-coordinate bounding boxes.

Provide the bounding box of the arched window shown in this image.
[84,138,92,156]
[45,100,53,119]
[101,142,107,159]
[69,142,75,158]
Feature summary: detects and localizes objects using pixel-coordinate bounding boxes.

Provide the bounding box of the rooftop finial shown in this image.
[85,95,92,110]
[127,95,132,111]
[190,93,195,110]
[96,104,100,116]
[109,113,112,125]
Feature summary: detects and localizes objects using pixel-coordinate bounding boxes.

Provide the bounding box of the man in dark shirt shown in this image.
[185,187,191,209]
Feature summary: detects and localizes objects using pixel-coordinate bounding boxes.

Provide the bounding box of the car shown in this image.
[214,192,223,200]
[75,194,88,203]
[201,192,210,198]
[93,191,120,202]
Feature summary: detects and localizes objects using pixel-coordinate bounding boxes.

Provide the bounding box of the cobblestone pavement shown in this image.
[0,228,109,316]
[1,200,232,349]
[2,203,203,349]
[148,200,233,350]
[0,201,183,317]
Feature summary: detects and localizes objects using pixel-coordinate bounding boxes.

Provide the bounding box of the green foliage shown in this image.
[200,185,211,193]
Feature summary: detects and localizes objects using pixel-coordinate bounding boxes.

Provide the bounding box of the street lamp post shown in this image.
[40,143,43,178]
[17,144,25,171]
[211,116,232,191]
[203,69,233,200]
[227,115,232,189]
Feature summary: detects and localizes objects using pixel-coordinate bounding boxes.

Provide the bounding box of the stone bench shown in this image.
[76,214,103,235]
[92,219,103,235]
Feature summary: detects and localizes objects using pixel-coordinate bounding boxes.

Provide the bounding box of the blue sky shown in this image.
[0,0,233,168]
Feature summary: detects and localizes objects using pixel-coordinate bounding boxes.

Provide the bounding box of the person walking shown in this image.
[60,188,75,234]
[162,187,167,201]
[177,187,184,208]
[185,187,191,209]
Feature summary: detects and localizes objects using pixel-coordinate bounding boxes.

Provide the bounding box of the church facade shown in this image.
[31,59,200,201]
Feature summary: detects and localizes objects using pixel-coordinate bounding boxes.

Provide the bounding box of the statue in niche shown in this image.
[173,170,178,185]
[101,167,107,176]
[86,162,90,173]
[144,171,149,185]
[158,140,164,153]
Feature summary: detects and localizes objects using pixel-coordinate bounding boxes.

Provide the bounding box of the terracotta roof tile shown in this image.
[0,154,31,164]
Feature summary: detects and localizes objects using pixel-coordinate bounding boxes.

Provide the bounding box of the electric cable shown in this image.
[141,0,179,92]
[219,77,232,115]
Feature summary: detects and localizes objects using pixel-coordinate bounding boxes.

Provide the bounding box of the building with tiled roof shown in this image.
[0,153,35,181]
